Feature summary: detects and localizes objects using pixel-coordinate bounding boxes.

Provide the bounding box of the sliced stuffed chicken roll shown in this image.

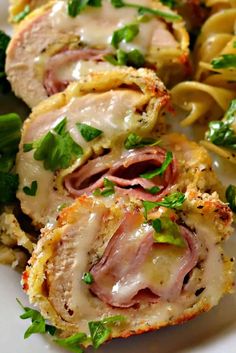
[23,193,234,345]
[16,68,169,226]
[6,0,190,107]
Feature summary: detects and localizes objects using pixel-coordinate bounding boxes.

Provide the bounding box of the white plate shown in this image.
[0,2,235,353]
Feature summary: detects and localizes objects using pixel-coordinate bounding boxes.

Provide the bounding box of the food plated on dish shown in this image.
[0,0,235,352]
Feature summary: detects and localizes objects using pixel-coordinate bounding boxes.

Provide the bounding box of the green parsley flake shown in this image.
[76,122,103,141]
[145,186,161,195]
[93,178,115,197]
[104,48,145,68]
[142,191,186,218]
[17,298,56,339]
[82,272,94,284]
[67,0,102,17]
[24,117,83,171]
[54,333,88,353]
[211,54,236,69]
[23,180,38,196]
[226,184,236,212]
[140,151,173,179]
[111,23,139,48]
[124,133,159,149]
[12,5,30,23]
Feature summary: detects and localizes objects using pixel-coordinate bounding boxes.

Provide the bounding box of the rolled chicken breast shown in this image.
[16,68,169,226]
[23,192,234,345]
[6,0,190,107]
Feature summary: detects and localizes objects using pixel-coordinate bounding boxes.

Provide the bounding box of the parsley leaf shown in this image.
[93,178,115,197]
[82,272,94,284]
[25,117,83,171]
[23,180,38,196]
[54,333,88,353]
[68,0,102,17]
[111,24,139,49]
[206,99,236,149]
[89,315,126,349]
[159,0,176,8]
[0,172,19,204]
[104,48,145,68]
[124,133,159,149]
[12,5,30,23]
[145,186,161,194]
[140,151,173,179]
[110,0,182,21]
[17,298,56,339]
[226,184,236,212]
[142,192,186,218]
[76,122,103,142]
[152,216,185,247]
[0,30,11,94]
[211,54,236,69]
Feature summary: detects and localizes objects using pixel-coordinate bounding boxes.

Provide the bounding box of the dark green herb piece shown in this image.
[12,5,30,23]
[110,0,182,21]
[54,333,88,353]
[82,272,94,284]
[68,0,102,17]
[17,298,56,339]
[104,48,145,68]
[226,184,236,212]
[0,113,22,173]
[211,54,236,69]
[0,30,11,93]
[0,172,19,204]
[206,99,236,149]
[93,178,115,197]
[159,0,176,8]
[142,192,186,218]
[145,186,161,195]
[23,180,38,196]
[76,122,103,142]
[140,151,173,179]
[25,117,83,171]
[124,133,159,149]
[89,315,126,349]
[152,216,185,247]
[111,23,139,48]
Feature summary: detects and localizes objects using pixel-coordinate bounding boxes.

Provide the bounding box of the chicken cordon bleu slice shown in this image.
[23,193,234,345]
[6,0,190,107]
[16,68,169,226]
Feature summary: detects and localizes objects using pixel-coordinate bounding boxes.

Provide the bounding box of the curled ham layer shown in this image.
[44,48,110,95]
[64,146,178,201]
[90,212,199,308]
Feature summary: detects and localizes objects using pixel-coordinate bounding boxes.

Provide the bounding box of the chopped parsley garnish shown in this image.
[159,0,176,8]
[226,184,236,212]
[17,299,56,339]
[24,117,83,171]
[152,216,185,247]
[140,151,173,179]
[0,172,19,204]
[211,54,236,69]
[111,23,139,49]
[76,122,103,142]
[142,191,186,218]
[12,5,30,23]
[93,178,115,197]
[110,0,182,21]
[206,99,236,149]
[124,133,159,149]
[67,0,102,17]
[104,48,145,68]
[82,272,94,284]
[54,333,88,353]
[145,186,161,195]
[89,315,126,349]
[23,180,38,196]
[0,30,11,93]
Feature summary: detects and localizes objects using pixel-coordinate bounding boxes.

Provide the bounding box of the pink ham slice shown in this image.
[64,146,178,201]
[90,212,199,308]
[44,48,111,95]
